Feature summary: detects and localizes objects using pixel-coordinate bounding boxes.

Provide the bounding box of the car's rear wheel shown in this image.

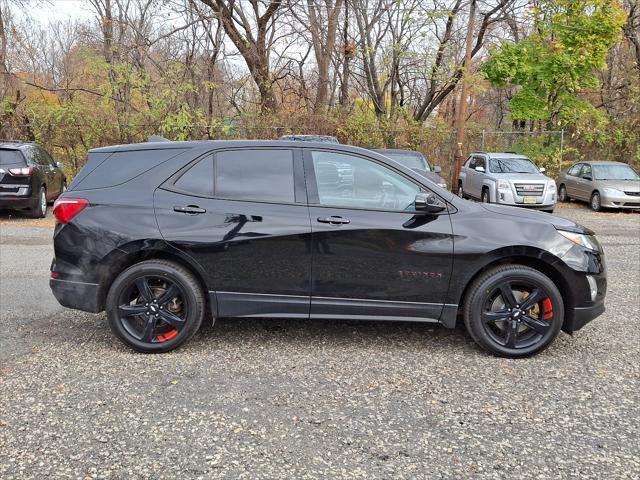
[106,260,205,353]
[463,265,564,358]
[457,181,464,198]
[28,187,47,218]
[558,184,569,202]
[590,191,602,212]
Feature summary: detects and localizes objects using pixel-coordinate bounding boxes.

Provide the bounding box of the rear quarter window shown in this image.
[172,155,214,197]
[0,149,26,166]
[73,148,187,190]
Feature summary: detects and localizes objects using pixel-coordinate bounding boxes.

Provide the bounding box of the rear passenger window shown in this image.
[173,156,214,197]
[215,149,295,203]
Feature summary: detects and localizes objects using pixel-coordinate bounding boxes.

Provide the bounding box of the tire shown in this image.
[28,187,47,218]
[457,181,464,199]
[558,184,569,202]
[481,188,490,203]
[590,191,602,212]
[463,265,564,358]
[106,260,205,353]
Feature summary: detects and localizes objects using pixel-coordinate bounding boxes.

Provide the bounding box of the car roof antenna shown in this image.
[147,135,171,142]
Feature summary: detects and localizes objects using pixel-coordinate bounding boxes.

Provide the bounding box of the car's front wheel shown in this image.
[590,191,602,212]
[481,188,490,203]
[106,260,205,353]
[558,184,569,202]
[463,265,564,358]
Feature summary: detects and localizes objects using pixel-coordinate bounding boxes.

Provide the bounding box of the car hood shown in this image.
[490,172,552,182]
[596,179,640,192]
[480,203,593,234]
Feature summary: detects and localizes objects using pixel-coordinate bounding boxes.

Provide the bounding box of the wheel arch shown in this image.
[453,250,575,328]
[95,241,213,319]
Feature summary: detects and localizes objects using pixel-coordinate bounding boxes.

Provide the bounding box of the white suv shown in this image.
[458,152,557,213]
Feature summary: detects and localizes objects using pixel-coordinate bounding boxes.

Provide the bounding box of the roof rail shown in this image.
[147,135,171,142]
[0,139,34,144]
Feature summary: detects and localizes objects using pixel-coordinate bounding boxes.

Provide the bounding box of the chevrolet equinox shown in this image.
[50,140,606,357]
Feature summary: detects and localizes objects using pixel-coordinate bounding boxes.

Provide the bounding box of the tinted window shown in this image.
[0,149,26,166]
[312,151,420,211]
[39,148,57,167]
[74,148,187,190]
[215,149,295,203]
[173,156,214,196]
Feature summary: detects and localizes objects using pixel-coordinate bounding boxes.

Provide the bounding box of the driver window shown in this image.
[582,164,592,179]
[474,156,486,170]
[311,151,420,211]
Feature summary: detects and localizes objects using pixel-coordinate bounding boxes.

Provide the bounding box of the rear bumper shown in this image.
[50,278,102,313]
[0,195,37,210]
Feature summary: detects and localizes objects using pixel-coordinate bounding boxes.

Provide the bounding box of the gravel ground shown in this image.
[0,204,639,479]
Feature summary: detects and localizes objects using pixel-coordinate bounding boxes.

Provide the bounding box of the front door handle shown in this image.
[317,216,350,225]
[174,205,206,215]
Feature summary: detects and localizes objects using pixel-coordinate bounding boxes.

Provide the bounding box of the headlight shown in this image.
[602,187,623,195]
[557,229,601,251]
[548,181,556,190]
[497,180,510,190]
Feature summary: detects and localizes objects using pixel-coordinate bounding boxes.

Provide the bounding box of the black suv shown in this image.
[50,140,606,357]
[0,141,66,218]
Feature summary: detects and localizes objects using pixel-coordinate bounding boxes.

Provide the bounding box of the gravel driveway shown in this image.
[1,205,639,479]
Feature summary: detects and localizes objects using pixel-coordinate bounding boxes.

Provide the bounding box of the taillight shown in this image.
[8,167,33,176]
[53,198,89,224]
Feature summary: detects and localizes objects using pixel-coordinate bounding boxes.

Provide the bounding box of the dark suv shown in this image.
[0,141,66,218]
[50,140,606,357]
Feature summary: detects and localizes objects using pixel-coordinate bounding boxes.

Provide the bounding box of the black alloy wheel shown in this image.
[106,260,205,353]
[464,265,564,357]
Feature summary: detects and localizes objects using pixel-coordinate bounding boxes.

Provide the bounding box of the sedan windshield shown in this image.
[383,152,430,171]
[489,158,539,174]
[593,164,639,180]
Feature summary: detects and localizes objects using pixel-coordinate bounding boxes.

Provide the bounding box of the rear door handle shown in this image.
[174,205,206,215]
[317,216,350,225]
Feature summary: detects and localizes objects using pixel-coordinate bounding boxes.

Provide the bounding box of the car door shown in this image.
[40,148,63,197]
[575,164,593,201]
[462,156,477,196]
[154,147,313,318]
[471,156,487,197]
[305,149,454,321]
[564,163,583,198]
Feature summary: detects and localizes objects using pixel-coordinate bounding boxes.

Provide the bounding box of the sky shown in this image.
[26,0,93,23]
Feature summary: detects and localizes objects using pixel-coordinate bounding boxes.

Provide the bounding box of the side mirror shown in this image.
[433,165,442,173]
[583,175,592,181]
[539,167,546,173]
[475,166,485,173]
[415,192,446,213]
[56,162,64,168]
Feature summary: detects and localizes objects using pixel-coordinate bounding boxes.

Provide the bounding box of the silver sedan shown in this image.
[557,161,640,211]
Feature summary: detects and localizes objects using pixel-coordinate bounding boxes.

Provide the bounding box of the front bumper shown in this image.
[563,298,605,334]
[600,191,640,209]
[50,277,102,313]
[495,185,556,209]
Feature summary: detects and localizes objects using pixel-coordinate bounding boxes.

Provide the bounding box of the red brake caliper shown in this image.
[542,298,554,320]
[156,329,178,343]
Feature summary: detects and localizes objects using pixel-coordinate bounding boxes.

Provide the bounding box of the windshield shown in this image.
[383,152,430,171]
[0,149,26,166]
[489,157,539,174]
[592,164,639,181]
